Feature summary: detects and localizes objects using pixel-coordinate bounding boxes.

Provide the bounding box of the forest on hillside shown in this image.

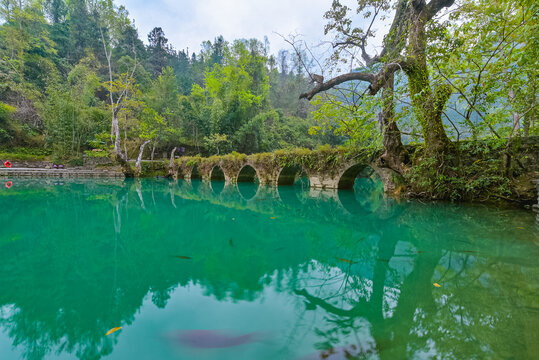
[0,0,537,174]
[0,0,343,163]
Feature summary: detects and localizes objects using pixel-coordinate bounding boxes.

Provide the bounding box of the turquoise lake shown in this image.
[0,177,538,359]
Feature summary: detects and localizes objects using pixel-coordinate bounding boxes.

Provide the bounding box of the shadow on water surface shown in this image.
[0,178,537,360]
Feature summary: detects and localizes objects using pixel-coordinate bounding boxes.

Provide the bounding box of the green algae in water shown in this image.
[0,178,537,360]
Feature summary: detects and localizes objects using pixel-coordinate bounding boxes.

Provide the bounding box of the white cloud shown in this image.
[117,0,333,54]
[116,0,391,79]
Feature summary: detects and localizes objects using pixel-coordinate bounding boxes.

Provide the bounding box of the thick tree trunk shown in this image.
[523,112,533,138]
[406,20,451,157]
[297,0,455,161]
[379,73,406,172]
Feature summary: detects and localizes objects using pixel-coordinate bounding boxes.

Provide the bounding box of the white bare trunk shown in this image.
[123,119,128,156]
[169,147,177,172]
[112,114,122,156]
[135,140,151,170]
[100,25,124,158]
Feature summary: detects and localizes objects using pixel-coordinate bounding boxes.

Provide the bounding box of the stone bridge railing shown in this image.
[167,147,403,193]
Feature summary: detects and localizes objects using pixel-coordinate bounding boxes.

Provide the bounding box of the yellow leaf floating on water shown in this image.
[433,283,442,288]
[270,217,276,220]
[517,227,524,230]
[106,327,122,336]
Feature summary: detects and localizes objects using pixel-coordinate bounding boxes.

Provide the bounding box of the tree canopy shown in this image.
[0,0,536,195]
[0,0,333,162]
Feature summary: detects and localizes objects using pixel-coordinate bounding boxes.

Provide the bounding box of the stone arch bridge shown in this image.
[167,148,402,193]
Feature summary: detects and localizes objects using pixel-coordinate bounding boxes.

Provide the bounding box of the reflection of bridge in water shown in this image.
[171,176,400,223]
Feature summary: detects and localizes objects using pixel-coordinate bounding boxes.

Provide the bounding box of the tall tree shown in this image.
[67,0,101,63]
[300,0,456,164]
[147,26,170,75]
[89,0,137,161]
[43,0,66,24]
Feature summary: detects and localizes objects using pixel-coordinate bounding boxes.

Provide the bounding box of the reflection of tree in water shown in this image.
[352,167,385,213]
[0,180,327,359]
[0,180,537,359]
[0,182,130,360]
[291,204,538,359]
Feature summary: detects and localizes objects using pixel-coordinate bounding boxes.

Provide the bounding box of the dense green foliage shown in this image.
[0,0,337,161]
[301,0,538,202]
[316,0,537,146]
[0,0,536,202]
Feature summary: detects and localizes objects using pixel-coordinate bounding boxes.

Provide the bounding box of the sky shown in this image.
[116,0,339,56]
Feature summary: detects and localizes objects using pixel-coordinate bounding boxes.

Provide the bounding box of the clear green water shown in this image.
[0,178,538,360]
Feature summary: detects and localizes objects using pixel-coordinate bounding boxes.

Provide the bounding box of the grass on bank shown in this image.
[0,147,50,161]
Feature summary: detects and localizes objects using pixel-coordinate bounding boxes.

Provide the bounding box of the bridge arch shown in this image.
[209,165,226,181]
[209,165,226,193]
[235,164,260,200]
[337,163,382,190]
[237,164,260,183]
[176,163,198,181]
[277,164,310,187]
[337,164,385,213]
[237,182,259,201]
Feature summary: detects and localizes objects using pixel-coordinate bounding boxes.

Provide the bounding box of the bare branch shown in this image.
[278,33,315,80]
[300,62,404,100]
[300,71,374,100]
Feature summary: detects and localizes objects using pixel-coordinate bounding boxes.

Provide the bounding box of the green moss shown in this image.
[404,139,537,202]
[0,103,16,123]
[169,147,376,181]
[84,149,109,158]
[138,160,168,177]
[127,140,537,206]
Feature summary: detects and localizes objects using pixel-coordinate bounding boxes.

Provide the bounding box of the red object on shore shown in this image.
[5,181,12,189]
[3,161,11,168]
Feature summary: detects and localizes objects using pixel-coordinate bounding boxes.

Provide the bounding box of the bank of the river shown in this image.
[0,167,124,178]
[2,138,538,206]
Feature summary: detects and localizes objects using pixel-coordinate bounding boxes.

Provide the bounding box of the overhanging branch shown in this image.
[300,72,374,100]
[299,62,404,100]
[422,0,456,21]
